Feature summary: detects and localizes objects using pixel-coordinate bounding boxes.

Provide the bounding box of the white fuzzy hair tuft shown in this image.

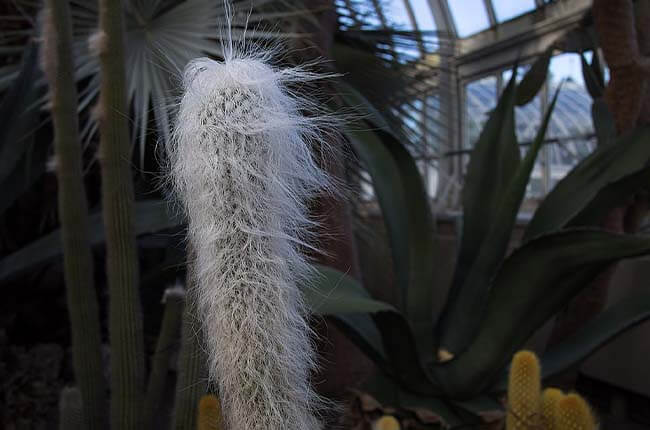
[166,48,336,429]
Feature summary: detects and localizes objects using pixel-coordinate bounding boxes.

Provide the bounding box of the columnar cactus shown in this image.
[58,386,84,430]
[198,394,224,430]
[166,54,331,430]
[95,0,146,426]
[144,285,185,429]
[42,1,106,427]
[506,350,542,429]
[555,394,597,430]
[541,388,565,428]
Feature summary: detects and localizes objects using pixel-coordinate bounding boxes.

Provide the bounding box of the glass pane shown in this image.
[493,0,536,22]
[448,0,491,37]
[387,0,415,30]
[546,53,596,188]
[465,75,497,149]
[409,0,436,30]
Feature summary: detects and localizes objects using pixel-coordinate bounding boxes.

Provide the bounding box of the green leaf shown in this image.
[433,229,650,397]
[346,125,411,311]
[581,52,604,99]
[524,127,650,242]
[311,264,440,395]
[516,47,552,106]
[569,167,650,228]
[0,200,180,282]
[438,70,519,355]
[378,129,437,362]
[539,288,650,380]
[591,98,616,146]
[305,264,397,315]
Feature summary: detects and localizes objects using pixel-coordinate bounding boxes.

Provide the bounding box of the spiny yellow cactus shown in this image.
[506,350,542,429]
[555,393,597,430]
[541,388,565,428]
[198,394,224,430]
[372,415,401,430]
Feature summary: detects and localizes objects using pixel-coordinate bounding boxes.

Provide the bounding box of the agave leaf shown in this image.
[433,229,650,398]
[568,167,650,228]
[581,52,604,99]
[0,200,180,282]
[310,264,439,394]
[346,125,410,311]
[538,287,650,380]
[0,137,48,216]
[437,71,519,356]
[524,127,650,242]
[515,46,552,106]
[379,129,437,362]
[591,98,616,146]
[305,264,397,315]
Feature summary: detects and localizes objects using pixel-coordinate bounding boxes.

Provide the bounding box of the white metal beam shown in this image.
[457,0,591,81]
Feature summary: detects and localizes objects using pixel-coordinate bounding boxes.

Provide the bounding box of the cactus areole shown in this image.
[167,54,332,430]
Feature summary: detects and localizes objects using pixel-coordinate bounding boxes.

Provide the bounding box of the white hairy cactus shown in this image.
[166,50,334,430]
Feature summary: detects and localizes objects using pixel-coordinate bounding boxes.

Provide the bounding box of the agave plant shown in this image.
[307,46,650,427]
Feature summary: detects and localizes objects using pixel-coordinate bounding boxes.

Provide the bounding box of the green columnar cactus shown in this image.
[506,350,542,430]
[143,285,185,429]
[95,0,145,427]
[555,394,597,430]
[198,394,224,430]
[172,269,207,430]
[42,2,107,428]
[59,386,83,430]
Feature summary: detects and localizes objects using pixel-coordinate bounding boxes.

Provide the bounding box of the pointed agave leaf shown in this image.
[378,129,437,362]
[438,72,519,355]
[305,264,397,315]
[433,229,650,397]
[581,52,604,99]
[516,47,552,106]
[524,127,650,242]
[0,200,180,282]
[569,167,650,228]
[591,98,616,146]
[538,287,650,380]
[309,264,440,394]
[346,125,411,311]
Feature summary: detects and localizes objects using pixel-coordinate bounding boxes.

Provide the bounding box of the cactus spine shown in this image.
[507,350,542,429]
[198,394,224,430]
[96,0,145,427]
[59,387,83,430]
[172,267,208,430]
[42,2,107,428]
[143,285,185,429]
[167,54,331,430]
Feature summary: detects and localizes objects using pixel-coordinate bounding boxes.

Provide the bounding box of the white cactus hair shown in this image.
[165,5,339,429]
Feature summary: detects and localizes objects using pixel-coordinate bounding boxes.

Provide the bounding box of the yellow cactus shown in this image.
[555,393,597,430]
[506,350,542,429]
[541,388,565,429]
[197,394,224,430]
[372,415,401,430]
